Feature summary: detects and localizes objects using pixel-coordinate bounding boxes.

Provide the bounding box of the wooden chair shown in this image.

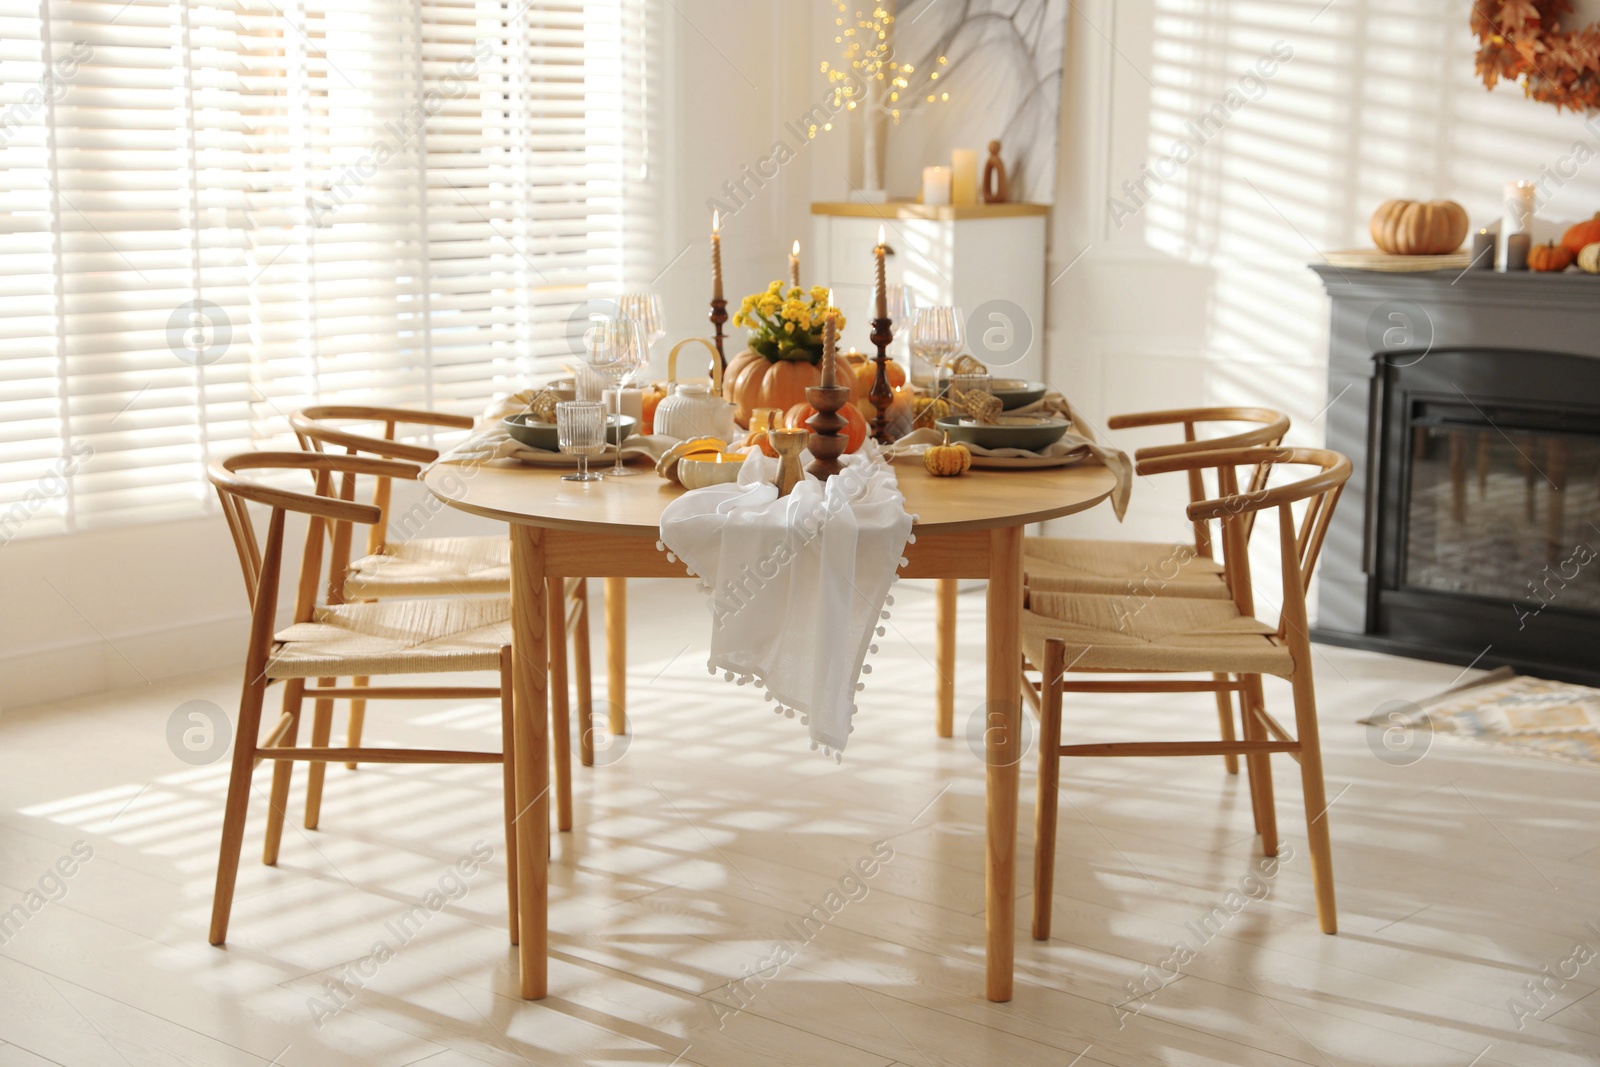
[1024,446,1351,940]
[206,451,535,946]
[291,405,593,826]
[1019,406,1289,774]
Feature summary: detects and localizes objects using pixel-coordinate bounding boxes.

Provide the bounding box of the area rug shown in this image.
[1360,668,1600,768]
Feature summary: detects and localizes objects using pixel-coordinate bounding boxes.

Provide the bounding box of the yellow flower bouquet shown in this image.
[732,282,847,363]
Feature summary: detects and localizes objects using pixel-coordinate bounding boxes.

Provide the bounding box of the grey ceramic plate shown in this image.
[988,379,1048,410]
[934,413,1069,452]
[503,412,637,451]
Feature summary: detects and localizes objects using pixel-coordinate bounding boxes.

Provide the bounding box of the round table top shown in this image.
[426,455,1118,535]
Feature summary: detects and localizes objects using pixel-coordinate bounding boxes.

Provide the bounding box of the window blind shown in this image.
[0,0,657,539]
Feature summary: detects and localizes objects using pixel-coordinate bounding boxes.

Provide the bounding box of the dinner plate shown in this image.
[508,447,652,468]
[967,446,1092,470]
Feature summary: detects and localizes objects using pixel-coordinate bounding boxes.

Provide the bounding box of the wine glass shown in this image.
[583,318,644,477]
[910,305,964,387]
[556,400,606,483]
[885,283,915,374]
[616,292,666,357]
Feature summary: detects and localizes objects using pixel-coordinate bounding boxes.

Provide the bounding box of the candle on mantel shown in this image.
[951,149,978,206]
[711,210,723,301]
[922,166,951,206]
[1499,180,1535,272]
[873,224,888,320]
[789,240,801,288]
[821,312,837,387]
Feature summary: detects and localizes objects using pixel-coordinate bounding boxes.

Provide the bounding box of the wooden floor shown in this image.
[2,578,1598,1066]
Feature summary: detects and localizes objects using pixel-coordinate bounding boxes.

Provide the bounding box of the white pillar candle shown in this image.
[1499,180,1535,271]
[922,166,950,206]
[951,149,978,205]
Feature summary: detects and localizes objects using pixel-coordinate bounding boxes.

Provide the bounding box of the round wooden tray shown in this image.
[1320,248,1471,272]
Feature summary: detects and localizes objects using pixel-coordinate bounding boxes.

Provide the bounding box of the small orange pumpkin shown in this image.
[1369,199,1469,256]
[784,401,869,454]
[744,427,779,457]
[924,433,971,477]
[1529,242,1574,273]
[1562,212,1600,256]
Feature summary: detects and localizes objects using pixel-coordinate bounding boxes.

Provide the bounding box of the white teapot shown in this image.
[652,337,739,442]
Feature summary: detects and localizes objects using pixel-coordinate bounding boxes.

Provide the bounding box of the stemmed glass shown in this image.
[885,282,915,376]
[556,400,606,483]
[910,305,964,388]
[583,318,644,477]
[617,292,666,356]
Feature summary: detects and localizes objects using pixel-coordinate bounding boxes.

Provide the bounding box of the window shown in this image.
[0,0,658,538]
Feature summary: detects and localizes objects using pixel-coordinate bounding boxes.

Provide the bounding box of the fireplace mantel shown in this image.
[1309,265,1600,681]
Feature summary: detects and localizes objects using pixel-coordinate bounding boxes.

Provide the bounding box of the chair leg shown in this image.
[344,675,368,770]
[547,579,573,832]
[262,679,305,866]
[1290,665,1338,934]
[1240,674,1278,856]
[304,687,335,830]
[209,671,270,944]
[936,578,957,738]
[1213,674,1238,775]
[499,648,519,945]
[1032,639,1065,941]
[573,579,594,768]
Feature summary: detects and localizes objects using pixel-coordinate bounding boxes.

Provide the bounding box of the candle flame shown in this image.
[877,224,885,245]
[792,239,800,255]
[712,210,720,233]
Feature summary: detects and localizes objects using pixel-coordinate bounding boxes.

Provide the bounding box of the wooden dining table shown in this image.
[423,454,1118,1002]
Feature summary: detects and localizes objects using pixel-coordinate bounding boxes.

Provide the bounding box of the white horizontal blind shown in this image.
[0,0,655,538]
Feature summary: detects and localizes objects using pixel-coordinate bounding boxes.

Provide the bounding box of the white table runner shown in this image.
[657,443,915,760]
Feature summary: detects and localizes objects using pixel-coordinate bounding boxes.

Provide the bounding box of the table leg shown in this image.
[985,525,1023,1002]
[936,578,957,738]
[604,576,627,736]
[509,525,549,999]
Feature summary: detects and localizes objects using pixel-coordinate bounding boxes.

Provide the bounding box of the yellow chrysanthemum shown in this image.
[809,285,830,303]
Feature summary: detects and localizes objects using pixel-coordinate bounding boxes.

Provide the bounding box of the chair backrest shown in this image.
[209,452,420,674]
[291,405,474,556]
[1107,406,1290,557]
[1138,446,1352,654]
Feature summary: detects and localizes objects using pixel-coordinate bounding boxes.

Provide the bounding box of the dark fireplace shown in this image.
[1365,348,1600,683]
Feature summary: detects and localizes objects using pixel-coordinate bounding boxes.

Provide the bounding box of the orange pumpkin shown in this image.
[1369,199,1469,256]
[723,350,858,428]
[851,357,907,396]
[744,427,779,457]
[1562,212,1600,255]
[784,400,868,454]
[640,383,667,434]
[1529,242,1575,273]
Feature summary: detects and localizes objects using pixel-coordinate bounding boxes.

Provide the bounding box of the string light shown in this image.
[820,2,950,128]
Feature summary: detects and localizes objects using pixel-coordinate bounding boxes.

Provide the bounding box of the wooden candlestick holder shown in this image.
[868,316,895,443]
[768,427,808,497]
[708,297,728,373]
[804,383,852,481]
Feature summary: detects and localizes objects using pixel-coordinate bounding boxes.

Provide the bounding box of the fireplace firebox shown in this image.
[1368,348,1600,683]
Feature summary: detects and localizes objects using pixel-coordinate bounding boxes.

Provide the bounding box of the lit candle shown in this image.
[874,224,887,321]
[789,240,800,288]
[1499,180,1534,271]
[922,166,950,206]
[951,149,978,205]
[821,312,837,387]
[711,210,723,302]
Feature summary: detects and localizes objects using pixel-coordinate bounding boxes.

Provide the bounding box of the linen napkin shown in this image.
[424,390,675,473]
[657,443,915,761]
[888,391,1133,520]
